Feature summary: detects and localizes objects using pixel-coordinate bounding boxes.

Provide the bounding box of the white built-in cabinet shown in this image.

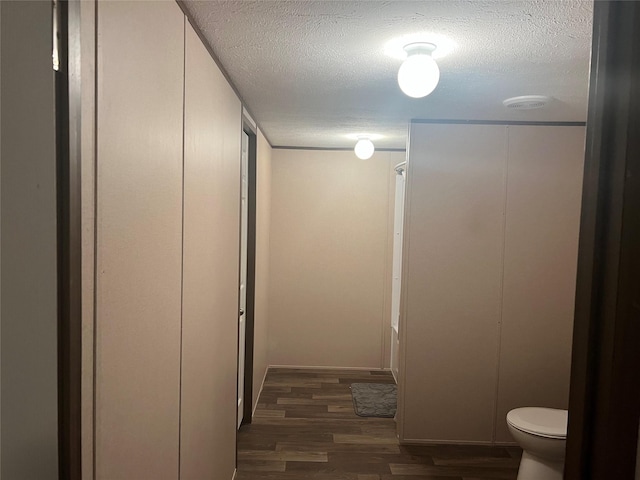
[397,122,585,444]
[95,2,241,479]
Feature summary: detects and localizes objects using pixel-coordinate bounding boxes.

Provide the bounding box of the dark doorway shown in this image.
[565,1,640,479]
[55,0,82,479]
[240,119,258,427]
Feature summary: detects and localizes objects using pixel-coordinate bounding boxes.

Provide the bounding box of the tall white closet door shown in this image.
[180,21,241,480]
[391,169,406,332]
[238,131,249,428]
[95,2,185,478]
[390,167,406,380]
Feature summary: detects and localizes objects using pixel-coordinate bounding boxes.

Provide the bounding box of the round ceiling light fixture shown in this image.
[354,137,375,160]
[397,43,440,98]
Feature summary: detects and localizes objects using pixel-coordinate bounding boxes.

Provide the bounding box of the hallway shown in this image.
[237,369,521,479]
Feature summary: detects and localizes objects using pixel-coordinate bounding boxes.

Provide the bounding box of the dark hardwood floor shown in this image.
[236,368,521,479]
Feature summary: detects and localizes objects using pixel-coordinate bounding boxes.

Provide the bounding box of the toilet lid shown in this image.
[507,407,568,439]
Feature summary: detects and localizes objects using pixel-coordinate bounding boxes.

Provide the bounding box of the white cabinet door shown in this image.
[238,131,249,428]
[391,168,406,381]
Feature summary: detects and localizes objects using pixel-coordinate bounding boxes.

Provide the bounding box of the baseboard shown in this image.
[231,468,237,480]
[391,369,398,384]
[492,441,519,447]
[399,437,501,446]
[268,364,392,372]
[251,366,269,417]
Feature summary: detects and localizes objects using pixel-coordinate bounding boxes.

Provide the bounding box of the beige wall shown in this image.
[268,149,404,369]
[180,21,241,479]
[1,2,59,477]
[95,2,184,478]
[253,130,272,409]
[399,122,584,444]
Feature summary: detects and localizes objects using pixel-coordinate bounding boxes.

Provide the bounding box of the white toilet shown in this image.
[506,407,568,480]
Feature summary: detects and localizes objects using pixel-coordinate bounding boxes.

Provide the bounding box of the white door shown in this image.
[390,166,406,381]
[238,131,249,428]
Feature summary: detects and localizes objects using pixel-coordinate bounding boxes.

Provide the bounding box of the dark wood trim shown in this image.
[410,119,586,126]
[273,146,406,152]
[55,0,82,478]
[242,123,258,426]
[565,1,640,479]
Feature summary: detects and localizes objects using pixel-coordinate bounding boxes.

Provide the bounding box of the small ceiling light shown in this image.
[354,137,375,160]
[397,42,440,98]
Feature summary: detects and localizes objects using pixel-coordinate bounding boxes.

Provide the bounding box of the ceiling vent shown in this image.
[503,95,551,110]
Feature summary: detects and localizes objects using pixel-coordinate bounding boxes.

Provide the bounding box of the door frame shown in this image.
[56,0,640,476]
[55,0,83,478]
[565,1,640,478]
[239,118,258,426]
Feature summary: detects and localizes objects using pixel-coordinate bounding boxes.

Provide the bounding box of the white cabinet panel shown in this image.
[95,2,184,478]
[495,126,585,442]
[401,124,506,442]
[180,21,241,480]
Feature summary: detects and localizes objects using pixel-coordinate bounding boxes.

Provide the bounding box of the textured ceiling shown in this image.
[184,1,593,149]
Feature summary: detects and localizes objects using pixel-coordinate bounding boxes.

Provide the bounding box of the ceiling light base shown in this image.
[403,42,437,56]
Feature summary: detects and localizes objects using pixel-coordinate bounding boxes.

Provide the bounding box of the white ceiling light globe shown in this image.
[354,138,375,160]
[398,43,440,98]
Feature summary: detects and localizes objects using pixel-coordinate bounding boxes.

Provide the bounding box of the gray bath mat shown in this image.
[350,383,397,418]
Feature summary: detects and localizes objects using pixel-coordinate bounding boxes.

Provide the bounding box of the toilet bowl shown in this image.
[507,407,568,480]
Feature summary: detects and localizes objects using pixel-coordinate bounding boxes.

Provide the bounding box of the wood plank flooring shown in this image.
[236,368,521,479]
